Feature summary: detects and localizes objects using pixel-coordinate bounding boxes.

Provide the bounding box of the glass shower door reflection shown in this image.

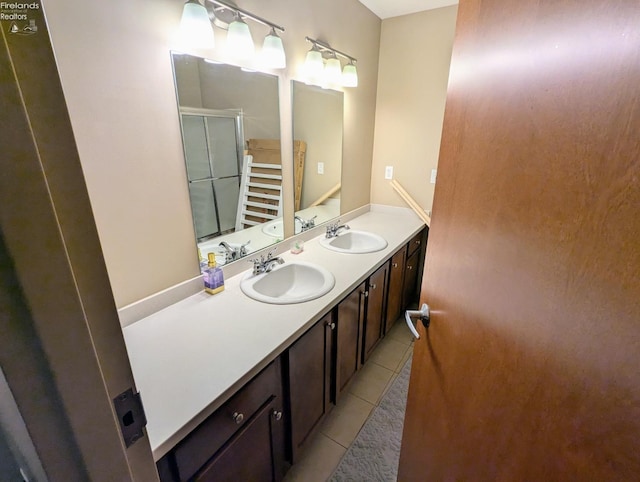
[181,112,243,241]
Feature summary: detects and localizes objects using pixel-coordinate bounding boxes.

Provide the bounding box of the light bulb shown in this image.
[178,0,215,50]
[261,28,286,69]
[342,61,358,87]
[303,45,324,84]
[324,55,342,86]
[227,14,254,61]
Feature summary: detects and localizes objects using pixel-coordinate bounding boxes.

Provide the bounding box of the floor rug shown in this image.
[329,354,412,481]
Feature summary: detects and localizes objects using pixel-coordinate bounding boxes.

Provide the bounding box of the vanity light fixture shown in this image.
[261,27,286,69]
[324,52,343,86]
[226,12,254,60]
[181,0,287,69]
[303,37,358,88]
[303,43,324,84]
[342,60,358,87]
[179,0,216,49]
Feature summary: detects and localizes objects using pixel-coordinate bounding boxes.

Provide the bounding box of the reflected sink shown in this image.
[319,230,388,254]
[240,261,335,304]
[262,219,302,239]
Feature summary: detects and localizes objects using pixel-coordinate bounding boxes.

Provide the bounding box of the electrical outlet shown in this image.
[317,162,324,174]
[385,166,393,180]
[430,169,437,184]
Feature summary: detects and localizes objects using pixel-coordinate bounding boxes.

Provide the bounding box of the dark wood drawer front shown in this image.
[174,359,281,481]
[193,399,278,482]
[408,231,423,256]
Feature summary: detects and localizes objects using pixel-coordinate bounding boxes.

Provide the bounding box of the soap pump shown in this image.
[203,253,224,295]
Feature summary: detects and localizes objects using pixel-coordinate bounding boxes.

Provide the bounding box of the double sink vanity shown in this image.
[121,206,427,481]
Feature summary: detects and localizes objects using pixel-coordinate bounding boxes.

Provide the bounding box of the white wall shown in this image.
[42,0,380,307]
[370,6,458,215]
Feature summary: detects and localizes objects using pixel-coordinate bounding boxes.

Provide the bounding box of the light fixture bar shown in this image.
[207,0,285,33]
[305,37,356,63]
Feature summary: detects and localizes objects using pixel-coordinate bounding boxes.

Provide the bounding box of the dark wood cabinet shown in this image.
[287,312,333,462]
[362,263,388,363]
[193,398,284,482]
[385,247,407,333]
[335,281,366,400]
[158,360,285,482]
[403,248,420,308]
[403,228,428,308]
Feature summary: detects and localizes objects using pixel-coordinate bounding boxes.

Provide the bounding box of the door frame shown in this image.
[1,10,158,481]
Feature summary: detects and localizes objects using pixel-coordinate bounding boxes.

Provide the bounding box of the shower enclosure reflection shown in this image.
[181,109,244,241]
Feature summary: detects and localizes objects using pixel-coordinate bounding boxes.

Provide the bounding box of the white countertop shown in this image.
[122,206,424,460]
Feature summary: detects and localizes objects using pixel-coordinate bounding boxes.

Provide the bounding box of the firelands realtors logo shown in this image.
[1,2,40,35]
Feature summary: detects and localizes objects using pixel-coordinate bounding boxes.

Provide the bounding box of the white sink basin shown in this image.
[240,261,335,304]
[262,219,302,239]
[319,230,388,254]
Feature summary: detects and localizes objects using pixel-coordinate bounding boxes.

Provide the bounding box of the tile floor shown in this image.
[283,318,415,482]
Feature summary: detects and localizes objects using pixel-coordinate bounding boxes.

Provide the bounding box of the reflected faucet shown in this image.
[295,215,317,232]
[219,240,250,263]
[325,220,350,238]
[249,250,285,275]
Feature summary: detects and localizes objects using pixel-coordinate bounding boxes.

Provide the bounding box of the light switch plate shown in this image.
[430,169,437,184]
[385,166,393,180]
[317,162,324,174]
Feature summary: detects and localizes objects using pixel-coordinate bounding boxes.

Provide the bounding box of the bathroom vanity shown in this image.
[121,206,427,481]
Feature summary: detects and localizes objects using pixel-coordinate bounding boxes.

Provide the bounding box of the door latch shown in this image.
[113,388,147,448]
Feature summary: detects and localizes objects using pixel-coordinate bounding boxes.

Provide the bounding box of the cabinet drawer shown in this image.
[407,231,423,256]
[174,359,281,481]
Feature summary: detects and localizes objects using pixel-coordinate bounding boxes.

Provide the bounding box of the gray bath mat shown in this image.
[329,353,413,481]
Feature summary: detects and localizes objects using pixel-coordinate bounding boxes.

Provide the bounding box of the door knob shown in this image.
[405,304,430,339]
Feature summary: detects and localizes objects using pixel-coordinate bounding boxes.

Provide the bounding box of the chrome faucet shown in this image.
[249,250,285,275]
[295,215,317,232]
[325,220,350,238]
[219,240,250,263]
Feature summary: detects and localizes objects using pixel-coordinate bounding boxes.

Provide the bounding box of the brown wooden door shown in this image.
[399,0,640,480]
[363,263,389,362]
[385,247,407,332]
[336,282,366,400]
[288,312,333,462]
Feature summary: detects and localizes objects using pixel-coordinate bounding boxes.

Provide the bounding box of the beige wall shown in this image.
[370,6,458,215]
[42,0,380,307]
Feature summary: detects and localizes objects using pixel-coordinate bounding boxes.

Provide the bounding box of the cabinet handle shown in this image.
[325,320,336,330]
[272,410,283,421]
[407,266,413,270]
[371,283,377,290]
[361,290,369,298]
[232,412,244,424]
[415,240,421,245]
[392,262,398,268]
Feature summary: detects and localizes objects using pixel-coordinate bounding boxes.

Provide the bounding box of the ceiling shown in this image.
[358,0,458,19]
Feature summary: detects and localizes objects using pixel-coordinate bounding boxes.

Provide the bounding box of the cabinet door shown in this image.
[403,249,420,308]
[385,247,407,333]
[193,398,284,482]
[362,263,389,362]
[288,313,333,462]
[335,282,366,400]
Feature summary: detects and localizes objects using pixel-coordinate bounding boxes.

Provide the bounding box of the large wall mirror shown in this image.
[291,81,343,234]
[172,52,285,266]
